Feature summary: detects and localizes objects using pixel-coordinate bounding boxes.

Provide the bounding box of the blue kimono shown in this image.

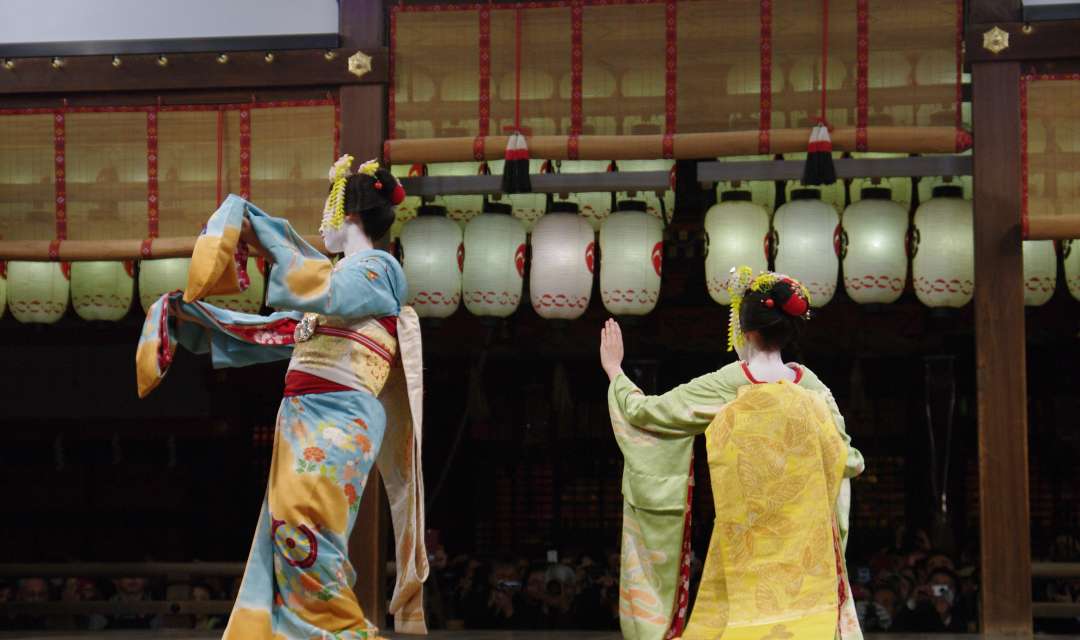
[137,195,428,639]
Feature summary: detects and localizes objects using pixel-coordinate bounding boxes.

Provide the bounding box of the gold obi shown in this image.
[288,313,398,396]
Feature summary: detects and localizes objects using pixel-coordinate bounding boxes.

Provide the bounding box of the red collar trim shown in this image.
[741,362,803,385]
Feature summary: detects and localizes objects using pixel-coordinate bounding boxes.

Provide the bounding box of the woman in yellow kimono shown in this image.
[136,157,428,639]
[600,268,864,640]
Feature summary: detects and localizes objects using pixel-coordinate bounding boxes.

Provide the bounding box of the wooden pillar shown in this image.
[339,0,391,630]
[972,60,1033,637]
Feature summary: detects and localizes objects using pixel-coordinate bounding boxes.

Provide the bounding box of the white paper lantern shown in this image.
[0,263,7,318]
[773,189,840,307]
[600,200,663,316]
[703,191,770,304]
[1065,239,1080,302]
[8,261,69,324]
[429,162,484,226]
[616,159,675,223]
[71,261,134,321]
[401,204,463,319]
[842,187,909,304]
[557,160,613,230]
[462,202,526,317]
[207,258,266,314]
[911,186,973,308]
[1022,240,1057,307]
[530,202,595,319]
[139,258,190,313]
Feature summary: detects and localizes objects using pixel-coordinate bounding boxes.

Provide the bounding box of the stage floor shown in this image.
[0,632,1073,639]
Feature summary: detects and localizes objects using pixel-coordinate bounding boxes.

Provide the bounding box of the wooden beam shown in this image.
[967,0,1022,24]
[1026,215,1080,241]
[339,0,391,631]
[0,235,330,262]
[385,126,968,164]
[972,60,1032,637]
[697,156,973,183]
[0,49,388,95]
[965,21,1080,63]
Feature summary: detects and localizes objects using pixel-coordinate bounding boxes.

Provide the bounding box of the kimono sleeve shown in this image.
[264,248,405,319]
[608,363,742,435]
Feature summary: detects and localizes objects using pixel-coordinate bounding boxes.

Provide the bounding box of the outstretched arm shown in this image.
[601,319,738,434]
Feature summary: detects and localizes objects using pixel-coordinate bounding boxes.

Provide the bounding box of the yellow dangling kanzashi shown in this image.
[726,265,754,352]
[320,154,355,232]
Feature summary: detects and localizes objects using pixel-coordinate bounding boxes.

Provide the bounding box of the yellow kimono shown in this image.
[609,362,864,640]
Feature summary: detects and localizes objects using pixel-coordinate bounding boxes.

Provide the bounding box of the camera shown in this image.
[931,584,951,598]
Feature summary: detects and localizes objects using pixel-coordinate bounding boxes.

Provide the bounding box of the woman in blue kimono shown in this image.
[136,156,428,639]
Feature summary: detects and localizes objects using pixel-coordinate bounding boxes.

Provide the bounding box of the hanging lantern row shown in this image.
[0,257,265,325]
[396,160,675,236]
[398,199,660,320]
[705,184,1073,310]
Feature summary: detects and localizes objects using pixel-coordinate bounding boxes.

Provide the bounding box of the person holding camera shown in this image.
[905,568,970,632]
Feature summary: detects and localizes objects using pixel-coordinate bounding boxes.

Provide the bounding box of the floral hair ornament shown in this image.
[320,154,355,232]
[725,267,812,352]
[357,157,408,206]
[749,271,812,318]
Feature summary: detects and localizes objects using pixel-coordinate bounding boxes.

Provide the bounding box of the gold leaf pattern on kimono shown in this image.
[708,411,735,451]
[737,454,769,498]
[755,580,783,615]
[768,473,808,504]
[754,512,796,538]
[736,433,787,476]
[669,382,855,639]
[782,417,815,456]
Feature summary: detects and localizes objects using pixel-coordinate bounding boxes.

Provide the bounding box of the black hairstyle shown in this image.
[738,278,808,351]
[341,166,400,242]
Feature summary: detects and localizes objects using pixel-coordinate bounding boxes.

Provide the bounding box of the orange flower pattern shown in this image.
[237,390,387,639]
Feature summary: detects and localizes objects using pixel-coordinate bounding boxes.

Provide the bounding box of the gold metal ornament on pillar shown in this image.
[982,26,1010,54]
[347,51,373,78]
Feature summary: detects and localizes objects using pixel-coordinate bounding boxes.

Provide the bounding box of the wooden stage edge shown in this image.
[0,632,1075,640]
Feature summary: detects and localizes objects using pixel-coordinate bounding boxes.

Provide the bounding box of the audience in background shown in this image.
[26,527,1080,635]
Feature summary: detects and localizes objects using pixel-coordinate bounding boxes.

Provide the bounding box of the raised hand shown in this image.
[600,318,625,382]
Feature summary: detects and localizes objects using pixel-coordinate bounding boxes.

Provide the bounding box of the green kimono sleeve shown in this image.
[609,363,745,435]
[607,364,743,640]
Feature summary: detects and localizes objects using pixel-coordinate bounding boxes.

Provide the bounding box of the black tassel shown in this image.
[801,123,837,186]
[501,132,532,194]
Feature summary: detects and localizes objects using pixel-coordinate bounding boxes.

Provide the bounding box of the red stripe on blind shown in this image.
[333,100,342,160]
[664,0,677,143]
[54,110,67,240]
[478,5,492,138]
[147,109,160,237]
[954,0,963,133]
[758,0,773,154]
[570,0,583,136]
[1020,74,1029,239]
[239,108,251,200]
[388,7,399,142]
[855,0,869,151]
